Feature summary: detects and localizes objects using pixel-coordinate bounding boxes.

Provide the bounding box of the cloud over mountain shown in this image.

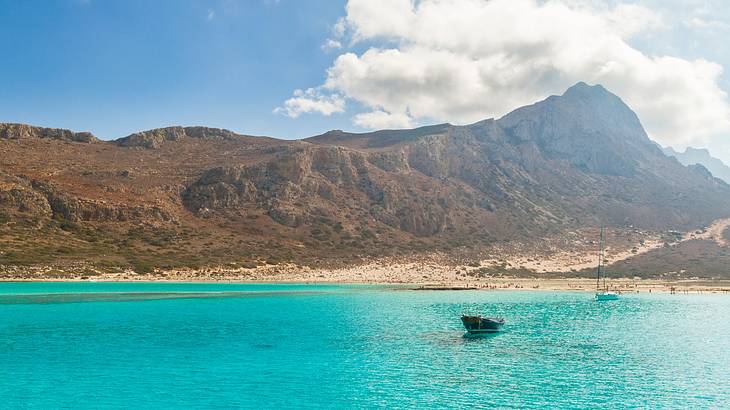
[279,0,730,147]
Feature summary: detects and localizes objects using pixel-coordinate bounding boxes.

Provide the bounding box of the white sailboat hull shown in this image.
[595,291,619,301]
[594,228,619,302]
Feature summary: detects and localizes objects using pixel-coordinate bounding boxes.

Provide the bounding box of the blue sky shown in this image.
[0,0,352,140]
[2,0,729,161]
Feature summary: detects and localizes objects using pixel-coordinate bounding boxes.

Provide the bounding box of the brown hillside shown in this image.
[2,83,729,274]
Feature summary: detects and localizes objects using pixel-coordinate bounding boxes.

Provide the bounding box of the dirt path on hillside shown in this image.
[481,217,730,274]
[689,218,730,247]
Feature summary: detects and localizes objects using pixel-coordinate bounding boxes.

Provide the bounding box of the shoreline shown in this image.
[2,277,729,294]
[3,218,729,290]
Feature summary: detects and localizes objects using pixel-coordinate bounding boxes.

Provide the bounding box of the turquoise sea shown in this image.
[1,282,729,408]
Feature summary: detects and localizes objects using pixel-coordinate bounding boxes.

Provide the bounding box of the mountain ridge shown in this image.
[663,146,730,184]
[2,82,729,274]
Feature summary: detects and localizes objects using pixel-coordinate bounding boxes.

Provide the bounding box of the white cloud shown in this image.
[274,88,345,118]
[353,110,413,129]
[603,3,666,36]
[280,0,730,149]
[685,16,730,30]
[332,17,348,38]
[321,39,343,51]
[206,9,216,21]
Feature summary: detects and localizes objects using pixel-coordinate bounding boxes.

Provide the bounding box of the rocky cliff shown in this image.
[0,123,96,143]
[115,126,248,149]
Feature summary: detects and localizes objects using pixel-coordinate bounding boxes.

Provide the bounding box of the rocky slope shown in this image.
[2,82,729,274]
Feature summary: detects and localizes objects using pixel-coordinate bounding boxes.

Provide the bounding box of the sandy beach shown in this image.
[3,218,730,294]
[2,262,730,294]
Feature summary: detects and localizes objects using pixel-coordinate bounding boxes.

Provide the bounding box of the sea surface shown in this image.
[1,282,729,409]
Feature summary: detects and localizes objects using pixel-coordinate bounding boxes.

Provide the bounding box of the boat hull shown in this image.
[595,292,619,301]
[461,316,504,333]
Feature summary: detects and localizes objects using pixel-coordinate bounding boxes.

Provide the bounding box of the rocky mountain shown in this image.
[663,146,730,184]
[2,82,729,273]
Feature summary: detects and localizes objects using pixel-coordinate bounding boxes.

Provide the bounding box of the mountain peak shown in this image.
[685,147,711,156]
[500,82,644,136]
[561,82,619,106]
[496,82,654,176]
[563,81,607,95]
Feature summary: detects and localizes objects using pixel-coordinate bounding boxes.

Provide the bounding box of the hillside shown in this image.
[2,83,730,276]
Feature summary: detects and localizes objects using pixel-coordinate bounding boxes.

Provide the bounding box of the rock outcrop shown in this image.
[182,145,457,235]
[0,171,172,223]
[0,123,96,143]
[31,181,174,223]
[116,126,244,148]
[0,172,52,217]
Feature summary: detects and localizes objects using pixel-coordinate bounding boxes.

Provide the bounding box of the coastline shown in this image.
[0,218,730,293]
[2,275,729,294]
[3,219,730,293]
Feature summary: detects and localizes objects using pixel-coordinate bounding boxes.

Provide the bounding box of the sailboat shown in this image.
[595,227,619,301]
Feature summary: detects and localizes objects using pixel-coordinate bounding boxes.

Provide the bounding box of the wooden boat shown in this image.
[461,315,505,333]
[595,227,619,301]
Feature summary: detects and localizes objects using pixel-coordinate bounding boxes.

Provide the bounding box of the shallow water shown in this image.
[1,283,728,408]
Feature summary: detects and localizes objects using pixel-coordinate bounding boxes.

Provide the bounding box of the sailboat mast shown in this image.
[596,227,604,290]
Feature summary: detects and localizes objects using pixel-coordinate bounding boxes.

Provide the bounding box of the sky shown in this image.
[1,0,730,161]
